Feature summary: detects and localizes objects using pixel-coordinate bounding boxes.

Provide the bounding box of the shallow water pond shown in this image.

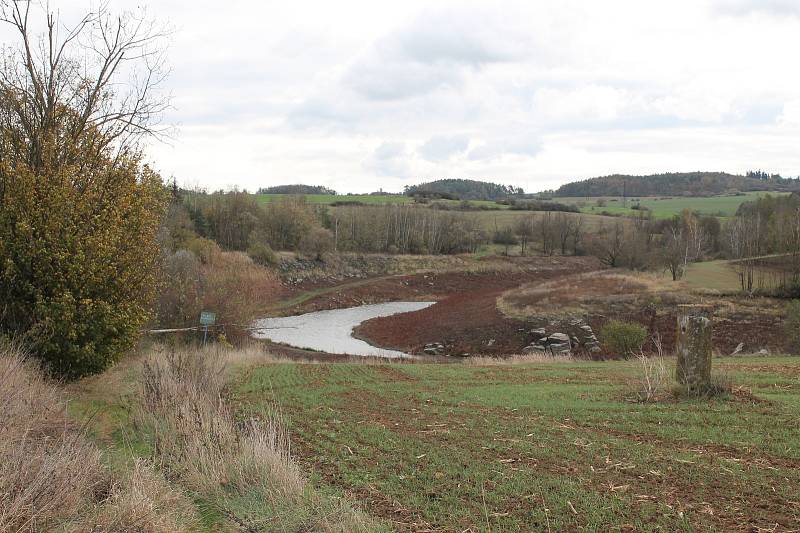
[251,301,434,357]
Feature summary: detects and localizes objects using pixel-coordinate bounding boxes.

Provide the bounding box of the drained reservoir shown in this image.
[251,301,435,357]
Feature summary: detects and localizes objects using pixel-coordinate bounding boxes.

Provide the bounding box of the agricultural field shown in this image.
[463,209,616,233]
[325,204,619,235]
[233,357,800,532]
[555,191,788,218]
[254,193,414,205]
[254,191,790,221]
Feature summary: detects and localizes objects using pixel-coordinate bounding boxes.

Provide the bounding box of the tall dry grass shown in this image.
[0,342,198,532]
[135,344,381,532]
[464,353,574,365]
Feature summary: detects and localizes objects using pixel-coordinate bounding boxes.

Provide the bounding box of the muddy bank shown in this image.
[353,257,602,356]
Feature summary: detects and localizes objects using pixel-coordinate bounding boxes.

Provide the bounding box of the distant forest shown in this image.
[404,179,524,200]
[257,184,337,195]
[556,172,800,197]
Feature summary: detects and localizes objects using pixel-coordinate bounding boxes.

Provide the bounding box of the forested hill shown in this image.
[257,184,337,194]
[555,172,800,197]
[404,179,524,200]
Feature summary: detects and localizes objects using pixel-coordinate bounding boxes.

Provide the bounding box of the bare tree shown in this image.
[570,215,585,255]
[662,225,686,281]
[555,212,575,255]
[595,221,625,267]
[537,212,556,255]
[513,215,535,256]
[0,0,170,176]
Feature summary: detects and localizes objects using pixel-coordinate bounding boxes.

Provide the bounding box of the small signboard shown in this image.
[199,311,216,326]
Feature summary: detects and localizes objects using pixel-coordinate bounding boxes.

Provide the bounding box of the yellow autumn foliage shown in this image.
[0,135,168,378]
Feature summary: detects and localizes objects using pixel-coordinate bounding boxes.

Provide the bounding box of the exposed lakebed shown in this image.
[251,301,435,357]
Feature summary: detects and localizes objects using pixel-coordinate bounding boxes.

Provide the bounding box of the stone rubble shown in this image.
[521,317,602,357]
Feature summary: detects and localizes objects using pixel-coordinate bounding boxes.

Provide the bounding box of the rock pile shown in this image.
[522,317,602,357]
[423,342,445,355]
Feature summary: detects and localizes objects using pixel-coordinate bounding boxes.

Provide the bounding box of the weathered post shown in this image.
[675,304,713,393]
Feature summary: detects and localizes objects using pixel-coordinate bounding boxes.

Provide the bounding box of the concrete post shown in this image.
[675,304,713,392]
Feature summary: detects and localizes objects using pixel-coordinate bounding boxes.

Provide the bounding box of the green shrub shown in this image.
[1,161,167,380]
[247,242,278,266]
[785,300,800,352]
[600,320,648,356]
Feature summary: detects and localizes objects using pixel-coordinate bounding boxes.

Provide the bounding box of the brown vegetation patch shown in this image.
[499,270,676,319]
[0,344,199,532]
[500,270,790,356]
[354,257,602,356]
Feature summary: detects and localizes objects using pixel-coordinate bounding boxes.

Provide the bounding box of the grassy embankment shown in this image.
[0,343,199,532]
[233,356,800,532]
[11,344,382,532]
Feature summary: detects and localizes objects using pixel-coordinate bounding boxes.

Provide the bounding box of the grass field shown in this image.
[457,210,622,237]
[683,260,742,291]
[326,205,619,234]
[254,193,414,205]
[233,357,800,531]
[254,191,788,219]
[555,191,788,218]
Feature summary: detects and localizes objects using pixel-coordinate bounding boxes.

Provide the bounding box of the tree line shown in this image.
[404,178,525,200]
[257,184,336,195]
[556,172,800,197]
[728,193,800,293]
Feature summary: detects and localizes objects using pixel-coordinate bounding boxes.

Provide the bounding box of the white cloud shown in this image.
[418,134,470,161]
[713,0,800,17]
[468,138,542,161]
[9,0,800,192]
[778,100,800,126]
[363,142,414,178]
[532,85,631,123]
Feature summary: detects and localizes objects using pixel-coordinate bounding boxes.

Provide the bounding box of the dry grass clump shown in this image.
[627,337,736,403]
[136,345,380,532]
[498,270,689,320]
[67,460,199,533]
[464,353,574,365]
[0,342,198,532]
[672,370,735,400]
[627,337,670,402]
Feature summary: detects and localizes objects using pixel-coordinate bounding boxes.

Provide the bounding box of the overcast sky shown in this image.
[14,0,800,193]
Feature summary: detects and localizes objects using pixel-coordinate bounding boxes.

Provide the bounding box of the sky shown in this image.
[8,0,800,193]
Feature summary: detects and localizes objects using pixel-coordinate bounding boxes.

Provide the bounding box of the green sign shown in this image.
[199,311,216,326]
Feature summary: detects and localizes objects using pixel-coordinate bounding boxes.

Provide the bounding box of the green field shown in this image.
[683,260,742,291]
[253,191,787,220]
[254,193,414,205]
[555,191,788,218]
[233,357,800,532]
[464,209,616,233]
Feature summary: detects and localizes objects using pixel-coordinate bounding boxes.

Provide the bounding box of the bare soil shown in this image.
[270,256,790,358]
[282,256,602,356]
